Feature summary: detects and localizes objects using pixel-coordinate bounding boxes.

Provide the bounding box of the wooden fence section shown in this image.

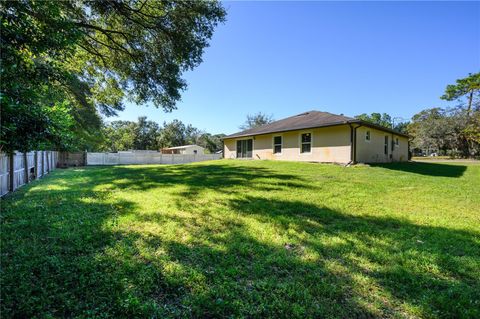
[86,152,222,165]
[0,151,58,197]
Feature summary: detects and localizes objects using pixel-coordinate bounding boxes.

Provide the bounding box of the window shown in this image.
[193,150,198,155]
[365,131,371,141]
[236,139,253,158]
[395,138,399,147]
[301,133,311,153]
[384,136,389,155]
[273,136,282,154]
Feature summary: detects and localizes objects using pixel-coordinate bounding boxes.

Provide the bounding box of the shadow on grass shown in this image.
[1,163,478,318]
[370,161,467,177]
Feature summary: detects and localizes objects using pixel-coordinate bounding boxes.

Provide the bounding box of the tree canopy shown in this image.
[441,72,480,114]
[355,113,393,128]
[239,112,274,130]
[1,0,225,152]
[99,117,224,153]
[354,112,408,133]
[408,73,480,157]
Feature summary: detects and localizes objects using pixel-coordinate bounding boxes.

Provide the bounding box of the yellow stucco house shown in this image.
[223,111,409,164]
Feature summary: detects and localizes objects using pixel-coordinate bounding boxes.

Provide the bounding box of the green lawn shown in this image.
[1,160,479,318]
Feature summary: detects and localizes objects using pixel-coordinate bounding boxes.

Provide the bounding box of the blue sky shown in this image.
[114,1,480,135]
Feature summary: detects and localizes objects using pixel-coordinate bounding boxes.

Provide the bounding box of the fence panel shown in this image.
[37,151,43,178]
[0,150,58,197]
[43,152,48,175]
[0,153,9,196]
[87,152,221,166]
[13,152,25,190]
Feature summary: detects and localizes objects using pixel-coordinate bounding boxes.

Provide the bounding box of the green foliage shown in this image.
[407,73,480,157]
[1,161,479,317]
[99,117,224,152]
[197,133,226,153]
[408,107,473,156]
[1,0,225,152]
[355,112,393,128]
[157,119,199,148]
[239,112,274,130]
[441,72,480,112]
[354,112,409,134]
[438,73,480,156]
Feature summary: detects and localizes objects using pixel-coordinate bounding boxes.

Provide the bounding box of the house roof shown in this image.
[224,110,409,139]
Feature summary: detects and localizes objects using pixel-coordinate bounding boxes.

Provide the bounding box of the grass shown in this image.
[1,160,479,318]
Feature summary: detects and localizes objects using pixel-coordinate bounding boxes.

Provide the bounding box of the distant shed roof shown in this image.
[224,110,408,139]
[164,145,203,150]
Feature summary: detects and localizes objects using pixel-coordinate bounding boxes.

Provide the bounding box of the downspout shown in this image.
[348,124,354,165]
[348,123,362,165]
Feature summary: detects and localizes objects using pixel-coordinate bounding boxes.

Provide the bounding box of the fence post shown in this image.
[8,152,14,192]
[23,152,28,184]
[46,151,50,173]
[34,151,38,180]
[41,151,44,176]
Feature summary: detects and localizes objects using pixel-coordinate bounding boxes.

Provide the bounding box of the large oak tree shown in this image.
[1,0,225,152]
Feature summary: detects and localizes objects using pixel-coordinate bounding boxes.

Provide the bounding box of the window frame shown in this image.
[365,130,371,142]
[384,136,389,155]
[272,135,283,155]
[299,131,313,154]
[395,137,399,147]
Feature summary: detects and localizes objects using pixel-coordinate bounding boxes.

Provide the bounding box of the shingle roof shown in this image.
[224,110,408,138]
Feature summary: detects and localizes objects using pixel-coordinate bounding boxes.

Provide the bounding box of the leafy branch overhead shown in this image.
[1,0,226,152]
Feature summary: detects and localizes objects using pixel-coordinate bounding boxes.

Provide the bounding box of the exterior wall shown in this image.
[162,145,205,155]
[355,126,408,163]
[181,145,205,155]
[224,125,352,163]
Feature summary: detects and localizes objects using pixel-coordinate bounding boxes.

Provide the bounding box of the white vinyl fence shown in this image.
[87,152,222,165]
[0,151,58,197]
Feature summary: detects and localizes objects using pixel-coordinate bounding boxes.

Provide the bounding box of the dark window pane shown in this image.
[236,141,242,157]
[274,136,282,145]
[301,133,311,143]
[274,145,282,154]
[247,139,253,152]
[301,143,311,153]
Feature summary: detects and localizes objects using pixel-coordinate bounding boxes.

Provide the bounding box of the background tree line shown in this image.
[355,73,479,158]
[98,117,225,153]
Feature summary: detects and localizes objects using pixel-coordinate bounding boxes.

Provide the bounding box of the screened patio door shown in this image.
[236,139,253,158]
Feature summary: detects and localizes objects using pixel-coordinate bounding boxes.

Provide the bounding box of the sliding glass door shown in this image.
[236,139,253,158]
